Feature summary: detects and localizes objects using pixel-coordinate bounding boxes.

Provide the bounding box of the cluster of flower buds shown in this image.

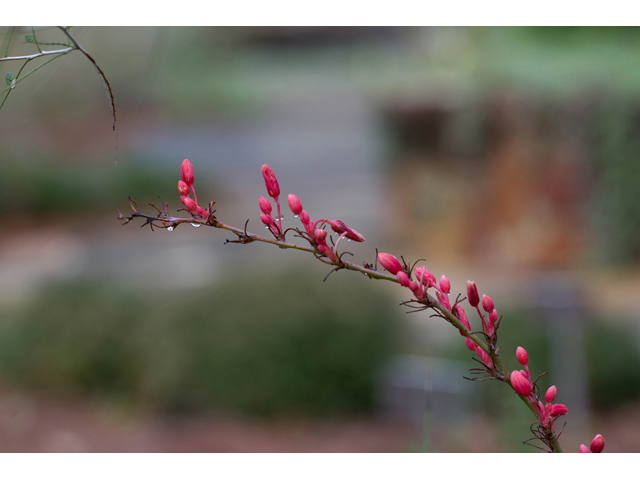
[579,434,605,453]
[510,346,569,431]
[178,159,209,219]
[377,252,499,370]
[259,164,364,262]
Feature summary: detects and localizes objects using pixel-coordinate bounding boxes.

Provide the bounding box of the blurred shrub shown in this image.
[590,98,640,264]
[0,158,180,215]
[585,322,640,409]
[0,269,397,416]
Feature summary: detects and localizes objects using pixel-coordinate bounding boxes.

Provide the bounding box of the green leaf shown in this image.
[5,72,16,87]
[25,35,35,43]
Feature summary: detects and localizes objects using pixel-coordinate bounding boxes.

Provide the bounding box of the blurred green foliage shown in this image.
[591,99,640,264]
[0,157,181,215]
[0,269,397,417]
[585,322,640,409]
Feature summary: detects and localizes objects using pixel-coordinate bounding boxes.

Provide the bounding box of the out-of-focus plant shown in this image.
[117,160,608,453]
[0,158,179,215]
[0,272,396,416]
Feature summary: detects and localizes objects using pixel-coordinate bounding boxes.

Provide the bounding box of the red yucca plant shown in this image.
[118,159,606,453]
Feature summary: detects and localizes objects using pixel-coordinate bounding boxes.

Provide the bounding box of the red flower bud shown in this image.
[318,244,334,260]
[545,385,557,403]
[590,434,605,453]
[467,281,479,307]
[180,195,197,212]
[579,444,590,453]
[482,294,494,313]
[477,347,494,368]
[260,213,274,225]
[326,219,365,242]
[314,229,327,244]
[516,346,528,366]
[436,291,451,310]
[439,275,450,293]
[489,309,498,324]
[261,164,280,198]
[181,159,195,186]
[414,267,436,287]
[178,180,190,196]
[455,305,471,334]
[550,404,568,417]
[287,194,303,215]
[377,253,403,275]
[397,271,410,288]
[464,337,477,351]
[196,206,209,219]
[510,370,532,397]
[305,221,315,235]
[408,281,420,293]
[300,210,310,224]
[259,196,272,214]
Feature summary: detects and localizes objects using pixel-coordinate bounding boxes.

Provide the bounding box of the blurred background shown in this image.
[1,26,640,452]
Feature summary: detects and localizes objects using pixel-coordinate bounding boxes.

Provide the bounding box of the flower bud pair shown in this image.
[579,434,605,453]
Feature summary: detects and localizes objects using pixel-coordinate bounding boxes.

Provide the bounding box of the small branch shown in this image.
[59,26,117,133]
[0,46,74,62]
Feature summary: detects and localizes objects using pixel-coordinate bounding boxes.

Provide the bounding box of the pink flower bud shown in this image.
[314,229,327,244]
[259,196,272,214]
[300,210,310,224]
[196,206,209,219]
[579,444,590,453]
[326,220,365,242]
[180,195,197,212]
[178,180,190,196]
[377,253,403,275]
[455,304,471,333]
[550,404,568,417]
[439,275,450,293]
[482,295,494,313]
[397,271,410,288]
[510,370,532,397]
[305,221,315,235]
[260,213,274,225]
[436,291,451,310]
[477,347,494,368]
[516,346,528,366]
[467,281,479,307]
[465,337,477,351]
[181,159,195,186]
[590,434,605,453]
[489,309,498,324]
[261,164,280,198]
[408,281,420,293]
[545,385,557,403]
[318,244,334,260]
[287,194,303,215]
[414,267,436,287]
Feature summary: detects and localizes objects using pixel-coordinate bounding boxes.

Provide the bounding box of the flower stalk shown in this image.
[115,161,609,454]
